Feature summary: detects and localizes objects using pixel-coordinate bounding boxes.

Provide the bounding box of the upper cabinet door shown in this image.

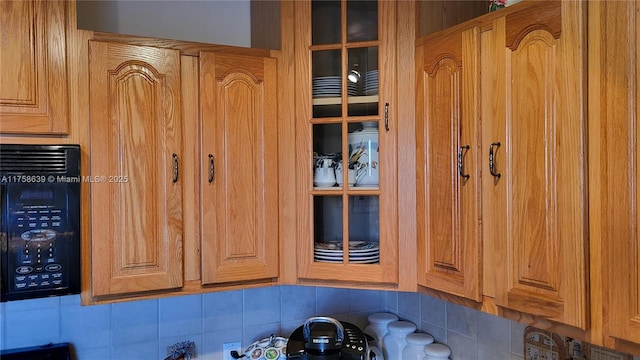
[0,0,69,134]
[485,1,588,329]
[589,0,640,345]
[199,52,279,285]
[88,41,183,297]
[295,0,398,285]
[416,28,482,301]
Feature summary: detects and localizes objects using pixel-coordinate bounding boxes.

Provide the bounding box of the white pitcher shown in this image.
[314,158,336,187]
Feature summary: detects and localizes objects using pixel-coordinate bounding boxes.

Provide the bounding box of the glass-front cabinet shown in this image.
[295,0,398,284]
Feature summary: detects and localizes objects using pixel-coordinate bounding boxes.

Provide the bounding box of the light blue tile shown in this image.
[60,301,111,350]
[420,293,446,327]
[111,299,159,345]
[60,294,81,307]
[348,289,385,313]
[242,323,282,346]
[73,346,111,360]
[476,311,510,354]
[203,290,243,332]
[159,294,202,338]
[243,287,280,327]
[1,301,5,350]
[446,302,477,338]
[4,308,60,349]
[477,342,511,360]
[280,286,315,323]
[398,291,421,318]
[5,296,60,312]
[419,320,447,343]
[112,341,159,360]
[385,291,398,312]
[317,287,350,315]
[510,320,526,355]
[447,332,476,360]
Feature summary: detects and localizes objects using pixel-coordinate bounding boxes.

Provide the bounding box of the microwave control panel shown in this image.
[10,204,68,291]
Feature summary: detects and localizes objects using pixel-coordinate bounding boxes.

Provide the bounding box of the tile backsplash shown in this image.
[0,286,638,360]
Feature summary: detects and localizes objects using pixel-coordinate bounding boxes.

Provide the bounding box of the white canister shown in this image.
[402,333,434,360]
[382,320,416,360]
[423,343,451,360]
[363,312,399,350]
[347,122,379,186]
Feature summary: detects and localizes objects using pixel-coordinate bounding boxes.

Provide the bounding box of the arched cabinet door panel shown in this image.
[89,41,183,298]
[416,27,482,302]
[486,1,588,329]
[199,52,279,285]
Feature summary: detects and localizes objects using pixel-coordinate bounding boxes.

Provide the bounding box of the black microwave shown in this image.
[0,144,81,302]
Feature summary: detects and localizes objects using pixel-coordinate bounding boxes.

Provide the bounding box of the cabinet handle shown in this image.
[172,153,179,183]
[458,145,470,179]
[384,102,390,132]
[208,154,215,183]
[489,142,501,179]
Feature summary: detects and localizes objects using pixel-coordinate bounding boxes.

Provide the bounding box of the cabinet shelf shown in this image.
[312,95,379,106]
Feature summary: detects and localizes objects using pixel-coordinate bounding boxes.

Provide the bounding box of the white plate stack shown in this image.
[312,76,341,98]
[314,241,380,263]
[364,70,378,96]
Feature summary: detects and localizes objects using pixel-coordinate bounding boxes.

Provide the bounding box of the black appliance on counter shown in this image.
[0,144,81,302]
[0,342,73,360]
[286,317,370,360]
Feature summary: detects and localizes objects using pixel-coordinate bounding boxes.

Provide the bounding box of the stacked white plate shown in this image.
[314,241,380,264]
[347,81,359,96]
[364,70,378,96]
[312,76,341,98]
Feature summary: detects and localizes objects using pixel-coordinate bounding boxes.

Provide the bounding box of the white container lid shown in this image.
[405,332,434,345]
[367,312,399,325]
[387,320,417,334]
[424,343,451,356]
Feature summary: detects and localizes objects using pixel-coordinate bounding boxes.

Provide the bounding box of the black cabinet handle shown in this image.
[458,145,470,179]
[384,102,390,132]
[489,142,501,179]
[172,153,179,183]
[208,154,215,183]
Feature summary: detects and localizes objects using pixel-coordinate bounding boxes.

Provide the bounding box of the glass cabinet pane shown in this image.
[313,123,341,188]
[312,1,341,45]
[312,50,342,118]
[347,47,378,117]
[347,1,378,42]
[347,122,379,188]
[313,196,343,250]
[348,195,379,264]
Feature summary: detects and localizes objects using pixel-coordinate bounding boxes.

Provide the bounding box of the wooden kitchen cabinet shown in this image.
[293,0,399,285]
[416,27,482,301]
[589,0,640,350]
[0,0,70,134]
[88,41,183,298]
[416,1,588,329]
[199,52,279,285]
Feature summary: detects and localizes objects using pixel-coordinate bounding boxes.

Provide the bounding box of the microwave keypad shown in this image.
[11,206,65,291]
